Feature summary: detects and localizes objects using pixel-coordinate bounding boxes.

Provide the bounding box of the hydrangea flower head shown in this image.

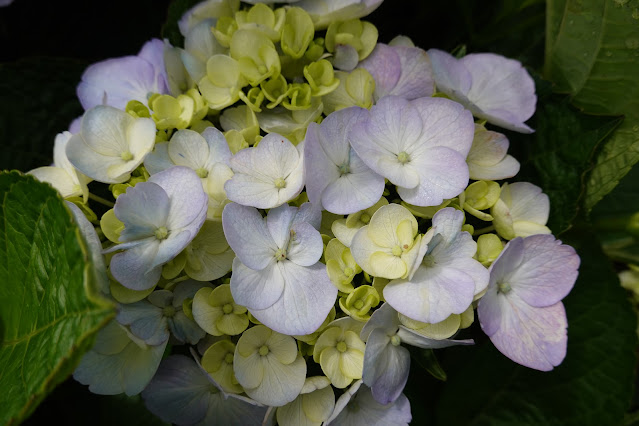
[478,235,580,371]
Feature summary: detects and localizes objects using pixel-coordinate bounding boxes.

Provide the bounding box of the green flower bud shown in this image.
[305,37,325,62]
[476,233,503,267]
[239,86,265,112]
[230,29,281,86]
[283,83,312,110]
[339,285,380,321]
[463,180,500,221]
[261,74,290,108]
[304,59,340,97]
[322,68,375,115]
[325,19,378,61]
[224,129,250,153]
[185,88,209,122]
[281,7,314,59]
[235,3,285,42]
[148,93,195,130]
[325,238,361,293]
[125,100,150,118]
[211,15,238,47]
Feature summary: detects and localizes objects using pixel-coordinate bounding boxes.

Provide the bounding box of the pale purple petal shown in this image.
[144,142,174,175]
[360,44,434,101]
[461,53,536,133]
[77,56,162,111]
[116,301,168,345]
[361,302,400,341]
[396,146,469,206]
[110,241,162,290]
[222,203,277,270]
[138,38,170,95]
[141,355,215,425]
[499,235,580,307]
[202,126,232,167]
[427,49,472,100]
[115,182,170,241]
[384,264,476,324]
[478,291,567,371]
[396,327,474,349]
[148,166,208,230]
[250,261,337,335]
[326,383,411,426]
[363,329,410,405]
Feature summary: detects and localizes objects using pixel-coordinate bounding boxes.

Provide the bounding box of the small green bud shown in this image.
[283,83,312,110]
[126,100,150,118]
[476,233,503,267]
[325,19,378,61]
[304,59,340,97]
[281,7,314,59]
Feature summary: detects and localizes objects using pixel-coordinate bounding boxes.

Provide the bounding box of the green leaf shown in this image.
[409,347,447,382]
[544,0,639,211]
[0,172,114,425]
[509,87,622,234]
[0,58,87,172]
[435,227,637,426]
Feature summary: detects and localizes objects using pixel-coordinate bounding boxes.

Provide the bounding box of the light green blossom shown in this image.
[398,305,474,340]
[234,325,306,406]
[261,74,290,108]
[198,54,246,110]
[276,376,335,426]
[313,318,365,388]
[339,285,380,321]
[463,180,500,221]
[192,284,248,336]
[475,233,503,267]
[331,196,388,247]
[325,238,361,293]
[230,29,281,86]
[184,220,235,281]
[201,339,243,393]
[235,3,285,42]
[322,68,375,115]
[325,19,378,61]
[281,7,315,59]
[304,59,340,97]
[283,83,312,110]
[148,93,195,130]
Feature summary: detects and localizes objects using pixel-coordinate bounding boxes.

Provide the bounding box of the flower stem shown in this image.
[473,225,495,236]
[89,193,115,208]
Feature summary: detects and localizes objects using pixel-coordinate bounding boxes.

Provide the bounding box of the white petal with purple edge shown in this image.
[362,328,410,405]
[115,182,170,241]
[110,241,163,290]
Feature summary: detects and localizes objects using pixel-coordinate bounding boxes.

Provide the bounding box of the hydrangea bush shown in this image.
[10,0,639,424]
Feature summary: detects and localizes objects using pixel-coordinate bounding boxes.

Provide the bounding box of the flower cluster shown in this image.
[28,0,581,424]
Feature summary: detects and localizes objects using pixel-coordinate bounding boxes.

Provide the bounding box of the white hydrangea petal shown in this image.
[332,219,361,248]
[81,105,134,154]
[234,351,265,391]
[397,146,469,207]
[384,264,476,324]
[110,240,162,290]
[226,135,304,208]
[317,107,367,166]
[478,290,567,371]
[148,166,208,230]
[246,354,307,406]
[250,261,337,335]
[506,182,550,225]
[427,48,472,100]
[267,203,299,249]
[115,182,170,241]
[363,329,410,405]
[152,230,196,269]
[168,129,210,169]
[349,226,386,276]
[230,258,284,310]
[469,155,520,181]
[304,122,338,206]
[361,302,400,341]
[127,117,157,157]
[28,167,81,198]
[66,133,129,184]
[321,166,385,216]
[223,203,277,270]
[287,222,325,267]
[202,126,232,167]
[144,142,174,175]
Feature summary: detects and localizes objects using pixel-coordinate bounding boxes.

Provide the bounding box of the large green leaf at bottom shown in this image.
[434,228,637,425]
[0,172,114,425]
